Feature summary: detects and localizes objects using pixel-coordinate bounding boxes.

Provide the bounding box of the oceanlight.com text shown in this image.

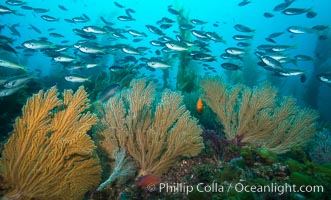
[154,182,324,195]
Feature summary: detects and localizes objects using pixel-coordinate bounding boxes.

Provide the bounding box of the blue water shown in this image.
[1,0,331,121]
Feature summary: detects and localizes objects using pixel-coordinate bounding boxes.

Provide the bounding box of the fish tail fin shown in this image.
[21,66,28,71]
[11,8,23,16]
[106,50,114,54]
[30,69,44,79]
[50,44,57,49]
[211,55,218,62]
[291,45,298,49]
[19,84,29,90]
[87,75,93,82]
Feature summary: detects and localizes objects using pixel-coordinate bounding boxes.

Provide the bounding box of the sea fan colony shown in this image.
[0,77,319,199]
[201,76,319,154]
[1,86,101,200]
[97,79,204,177]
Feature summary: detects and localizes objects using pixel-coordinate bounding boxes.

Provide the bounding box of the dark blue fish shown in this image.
[146,25,164,35]
[34,8,49,13]
[180,24,195,30]
[263,12,274,18]
[306,10,317,18]
[58,5,68,11]
[312,25,328,31]
[238,0,251,7]
[221,51,237,59]
[112,32,127,39]
[0,43,17,54]
[114,1,124,8]
[317,73,331,86]
[282,8,310,15]
[157,17,175,24]
[318,35,328,40]
[150,40,164,46]
[269,32,284,38]
[29,24,42,34]
[8,23,20,36]
[125,8,135,18]
[49,32,64,38]
[117,15,135,21]
[82,14,90,21]
[97,83,120,102]
[20,5,34,10]
[237,42,250,47]
[41,15,58,22]
[273,0,294,11]
[265,37,276,43]
[160,24,172,29]
[100,16,114,25]
[221,63,242,70]
[167,7,181,15]
[0,25,6,32]
[6,0,25,6]
[234,24,254,32]
[73,29,97,39]
[191,19,207,25]
[124,55,137,62]
[232,35,253,40]
[64,19,75,23]
[133,38,143,42]
[300,74,306,83]
[72,16,89,23]
[109,66,124,72]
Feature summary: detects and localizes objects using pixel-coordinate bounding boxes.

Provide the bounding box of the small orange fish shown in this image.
[135,174,161,190]
[196,98,203,114]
